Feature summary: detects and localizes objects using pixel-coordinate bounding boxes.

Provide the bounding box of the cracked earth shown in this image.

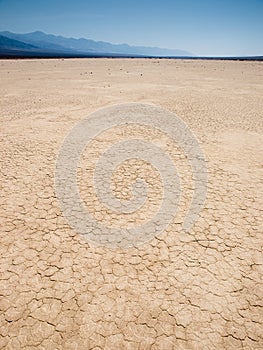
[0,59,263,349]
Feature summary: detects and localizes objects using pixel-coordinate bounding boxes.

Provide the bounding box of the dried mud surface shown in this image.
[0,59,263,349]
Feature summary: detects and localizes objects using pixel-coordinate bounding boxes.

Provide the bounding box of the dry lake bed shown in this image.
[0,58,262,349]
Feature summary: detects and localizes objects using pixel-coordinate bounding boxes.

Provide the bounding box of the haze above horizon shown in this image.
[0,0,262,57]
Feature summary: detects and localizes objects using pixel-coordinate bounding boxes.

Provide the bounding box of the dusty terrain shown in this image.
[0,58,262,349]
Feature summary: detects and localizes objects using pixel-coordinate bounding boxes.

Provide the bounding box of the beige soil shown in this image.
[0,58,262,349]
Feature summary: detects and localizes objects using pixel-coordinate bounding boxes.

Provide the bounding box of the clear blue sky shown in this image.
[0,0,262,56]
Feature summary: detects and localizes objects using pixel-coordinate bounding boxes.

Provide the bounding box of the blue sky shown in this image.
[0,0,262,56]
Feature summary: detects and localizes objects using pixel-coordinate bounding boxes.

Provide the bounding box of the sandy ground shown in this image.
[0,58,263,349]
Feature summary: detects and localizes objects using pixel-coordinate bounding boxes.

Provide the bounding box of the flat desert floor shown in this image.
[0,59,262,349]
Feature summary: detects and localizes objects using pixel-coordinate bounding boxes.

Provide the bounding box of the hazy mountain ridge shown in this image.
[0,34,38,50]
[0,30,193,57]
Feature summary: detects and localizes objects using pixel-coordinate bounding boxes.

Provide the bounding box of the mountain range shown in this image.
[0,31,193,58]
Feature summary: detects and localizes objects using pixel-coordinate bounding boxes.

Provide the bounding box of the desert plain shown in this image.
[0,58,263,349]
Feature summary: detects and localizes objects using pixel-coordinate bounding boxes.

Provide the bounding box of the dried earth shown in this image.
[0,58,263,349]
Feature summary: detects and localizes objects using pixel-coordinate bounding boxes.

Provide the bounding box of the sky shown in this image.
[0,0,262,56]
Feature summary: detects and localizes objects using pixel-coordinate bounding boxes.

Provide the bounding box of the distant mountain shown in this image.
[0,30,193,57]
[0,31,79,53]
[0,34,38,50]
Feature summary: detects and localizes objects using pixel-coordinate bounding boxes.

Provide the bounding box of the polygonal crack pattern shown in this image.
[0,59,262,349]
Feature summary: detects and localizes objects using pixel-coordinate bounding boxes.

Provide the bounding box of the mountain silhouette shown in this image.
[0,30,193,57]
[0,34,38,50]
